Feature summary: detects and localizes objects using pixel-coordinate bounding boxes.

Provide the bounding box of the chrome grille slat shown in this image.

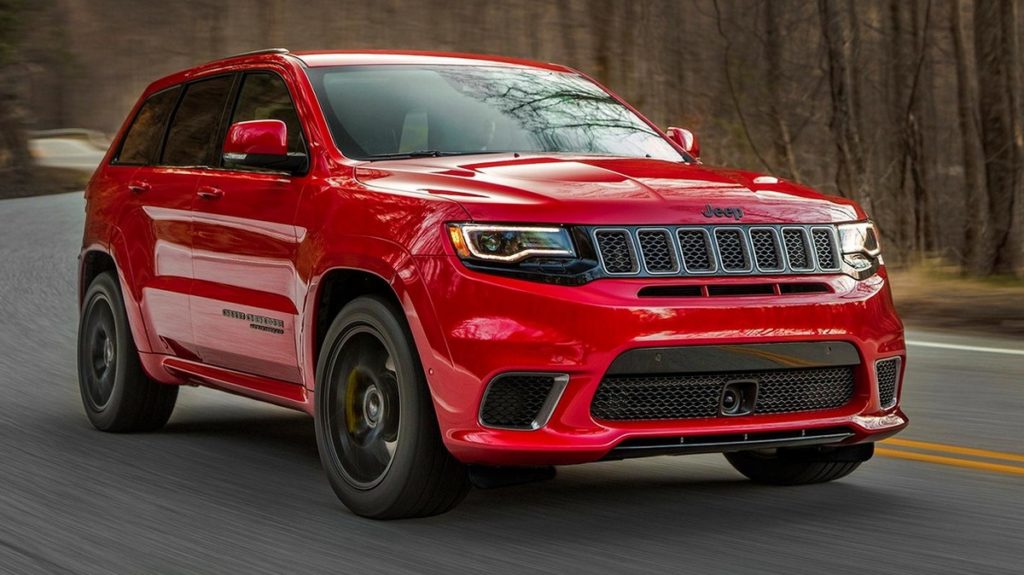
[811,227,840,270]
[782,227,813,271]
[593,229,639,274]
[677,228,716,273]
[593,224,843,277]
[750,227,783,272]
[713,228,751,272]
[636,229,679,274]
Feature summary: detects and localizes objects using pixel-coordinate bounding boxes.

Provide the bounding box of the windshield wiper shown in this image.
[363,150,506,161]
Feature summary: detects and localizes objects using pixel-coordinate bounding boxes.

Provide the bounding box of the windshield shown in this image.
[306,65,686,162]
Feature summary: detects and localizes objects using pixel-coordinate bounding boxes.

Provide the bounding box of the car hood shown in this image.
[354,154,863,225]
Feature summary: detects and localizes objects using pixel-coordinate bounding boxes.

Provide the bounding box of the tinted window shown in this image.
[163,76,233,166]
[116,87,181,165]
[307,65,684,162]
[229,73,304,154]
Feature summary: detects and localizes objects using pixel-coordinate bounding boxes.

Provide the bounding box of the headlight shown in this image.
[837,221,883,277]
[447,224,576,263]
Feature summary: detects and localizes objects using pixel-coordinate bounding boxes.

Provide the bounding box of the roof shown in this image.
[140,49,577,100]
[289,49,575,72]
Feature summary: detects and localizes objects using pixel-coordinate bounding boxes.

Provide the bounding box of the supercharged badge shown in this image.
[222,308,285,335]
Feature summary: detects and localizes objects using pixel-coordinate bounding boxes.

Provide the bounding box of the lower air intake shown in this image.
[591,366,855,421]
[479,373,567,430]
[875,357,901,409]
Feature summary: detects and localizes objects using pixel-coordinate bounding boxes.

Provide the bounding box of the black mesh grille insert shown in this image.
[480,374,557,429]
[595,230,637,274]
[783,228,811,269]
[591,366,855,421]
[678,229,713,271]
[714,229,748,271]
[750,229,781,270]
[637,230,678,273]
[876,358,900,408]
[812,229,838,269]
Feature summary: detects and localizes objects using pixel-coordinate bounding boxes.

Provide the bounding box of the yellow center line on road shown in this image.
[875,448,1024,477]
[882,438,1024,464]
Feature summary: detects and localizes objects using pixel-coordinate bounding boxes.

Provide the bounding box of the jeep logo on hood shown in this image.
[702,204,744,220]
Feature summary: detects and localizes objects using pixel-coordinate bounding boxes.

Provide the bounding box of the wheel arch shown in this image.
[79,239,153,354]
[302,246,454,401]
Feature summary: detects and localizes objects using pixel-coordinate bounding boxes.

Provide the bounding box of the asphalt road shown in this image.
[1,192,1022,575]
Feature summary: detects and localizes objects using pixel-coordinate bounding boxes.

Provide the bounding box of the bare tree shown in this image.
[819,0,871,211]
[764,0,802,181]
[951,0,990,274]
[0,0,34,197]
[975,0,1024,275]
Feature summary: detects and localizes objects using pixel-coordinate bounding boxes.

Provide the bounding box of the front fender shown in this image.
[299,235,455,398]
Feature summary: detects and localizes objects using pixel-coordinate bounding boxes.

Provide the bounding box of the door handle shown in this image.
[128,181,150,194]
[197,186,224,200]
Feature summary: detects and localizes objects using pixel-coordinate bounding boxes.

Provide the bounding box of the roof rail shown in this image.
[226,48,290,58]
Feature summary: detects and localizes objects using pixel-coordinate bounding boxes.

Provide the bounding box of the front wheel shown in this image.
[725,443,873,485]
[314,296,469,519]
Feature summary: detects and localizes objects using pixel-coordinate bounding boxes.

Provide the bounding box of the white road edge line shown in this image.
[906,340,1024,356]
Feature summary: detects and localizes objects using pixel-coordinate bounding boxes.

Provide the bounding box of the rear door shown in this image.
[189,70,308,384]
[111,85,199,358]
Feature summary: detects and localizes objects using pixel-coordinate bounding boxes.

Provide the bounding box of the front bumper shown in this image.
[413,255,907,466]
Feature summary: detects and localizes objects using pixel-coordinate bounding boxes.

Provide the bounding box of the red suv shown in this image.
[78,49,907,519]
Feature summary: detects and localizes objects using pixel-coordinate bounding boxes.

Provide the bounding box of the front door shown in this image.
[189,70,308,383]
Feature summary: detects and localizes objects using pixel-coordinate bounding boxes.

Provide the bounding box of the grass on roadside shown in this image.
[888,261,1024,337]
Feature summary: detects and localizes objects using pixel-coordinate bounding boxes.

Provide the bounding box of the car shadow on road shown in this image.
[149,406,914,540]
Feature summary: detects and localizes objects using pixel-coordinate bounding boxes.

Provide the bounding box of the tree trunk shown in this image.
[819,0,871,211]
[0,1,34,197]
[764,0,802,182]
[952,0,991,274]
[975,0,1024,275]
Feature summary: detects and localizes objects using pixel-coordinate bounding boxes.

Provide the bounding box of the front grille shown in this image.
[593,225,842,278]
[876,357,901,408]
[636,229,679,273]
[812,228,840,270]
[678,229,714,271]
[591,366,856,421]
[479,374,564,429]
[594,230,638,274]
[750,228,782,270]
[714,228,750,271]
[783,228,812,270]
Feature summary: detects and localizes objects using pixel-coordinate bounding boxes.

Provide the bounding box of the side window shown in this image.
[116,87,181,165]
[162,76,234,167]
[229,73,304,154]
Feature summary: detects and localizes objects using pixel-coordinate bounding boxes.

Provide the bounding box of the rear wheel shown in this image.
[77,271,177,432]
[314,296,469,519]
[724,443,873,485]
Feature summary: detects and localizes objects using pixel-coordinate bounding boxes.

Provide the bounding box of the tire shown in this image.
[77,271,178,432]
[724,443,873,485]
[314,296,470,519]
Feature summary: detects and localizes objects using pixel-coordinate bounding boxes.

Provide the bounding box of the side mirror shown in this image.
[666,127,700,160]
[223,119,307,173]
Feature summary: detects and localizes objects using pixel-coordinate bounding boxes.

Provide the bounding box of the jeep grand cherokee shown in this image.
[78,49,907,519]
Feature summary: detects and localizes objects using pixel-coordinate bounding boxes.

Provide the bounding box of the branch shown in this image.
[712,0,777,173]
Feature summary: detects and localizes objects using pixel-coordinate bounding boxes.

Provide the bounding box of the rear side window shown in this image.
[116,87,181,165]
[229,72,304,154]
[162,76,234,166]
